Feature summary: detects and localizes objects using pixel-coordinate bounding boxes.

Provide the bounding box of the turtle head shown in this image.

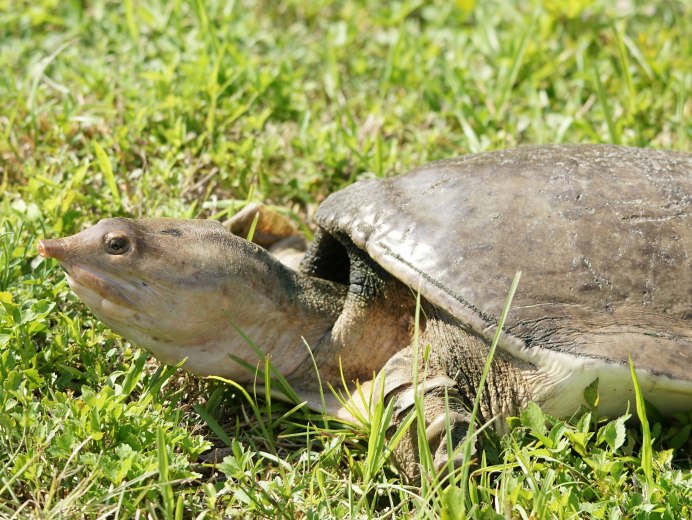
[38,218,264,368]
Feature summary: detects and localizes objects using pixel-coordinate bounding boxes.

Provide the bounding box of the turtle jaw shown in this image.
[38,238,138,320]
[64,266,138,320]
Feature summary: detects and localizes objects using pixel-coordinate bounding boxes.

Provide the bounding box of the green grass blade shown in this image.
[629,356,654,499]
[612,22,635,117]
[193,404,234,447]
[411,287,435,490]
[496,12,533,118]
[591,62,620,144]
[157,426,175,519]
[676,72,688,150]
[459,271,521,503]
[245,210,261,243]
[93,141,122,208]
[123,0,140,42]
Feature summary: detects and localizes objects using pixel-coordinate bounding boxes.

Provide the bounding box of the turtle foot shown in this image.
[385,380,477,482]
[425,409,476,477]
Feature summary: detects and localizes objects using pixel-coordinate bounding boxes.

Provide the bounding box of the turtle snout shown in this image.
[38,239,66,260]
[38,237,83,264]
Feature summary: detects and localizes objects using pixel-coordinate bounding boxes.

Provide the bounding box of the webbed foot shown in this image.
[425,408,475,474]
[380,352,476,482]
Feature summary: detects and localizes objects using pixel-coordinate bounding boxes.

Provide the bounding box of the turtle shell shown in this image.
[304,145,692,384]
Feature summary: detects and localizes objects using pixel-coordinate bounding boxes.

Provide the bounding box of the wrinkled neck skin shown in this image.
[227,256,349,382]
[140,253,348,383]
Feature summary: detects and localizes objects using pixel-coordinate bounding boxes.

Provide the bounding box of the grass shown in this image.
[1,0,691,517]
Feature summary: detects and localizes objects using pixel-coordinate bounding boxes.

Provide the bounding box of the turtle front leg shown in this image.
[378,348,476,483]
[378,311,531,482]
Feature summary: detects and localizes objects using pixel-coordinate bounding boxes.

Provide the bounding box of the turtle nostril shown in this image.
[37,240,48,257]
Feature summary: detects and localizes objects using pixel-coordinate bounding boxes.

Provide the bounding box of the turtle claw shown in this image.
[387,398,475,483]
[426,410,475,476]
[382,381,476,480]
[224,201,263,239]
[375,348,477,481]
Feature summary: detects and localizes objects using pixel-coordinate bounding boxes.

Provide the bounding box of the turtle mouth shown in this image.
[64,264,138,320]
[38,238,137,319]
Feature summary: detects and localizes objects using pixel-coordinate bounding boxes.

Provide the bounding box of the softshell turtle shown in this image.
[38,144,692,479]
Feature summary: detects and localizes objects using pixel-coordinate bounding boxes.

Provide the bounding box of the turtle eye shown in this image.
[104,234,131,255]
